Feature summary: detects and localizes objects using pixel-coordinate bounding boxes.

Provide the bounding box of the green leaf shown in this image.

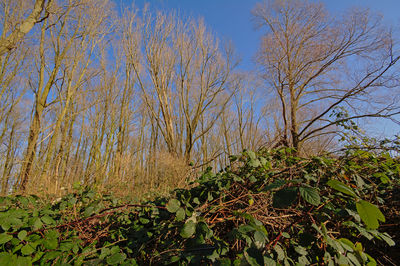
[75,255,84,265]
[217,258,231,266]
[244,247,264,266]
[320,223,328,239]
[294,246,308,256]
[0,233,13,244]
[100,247,111,259]
[15,256,32,266]
[378,232,395,246]
[166,199,181,213]
[41,215,55,225]
[327,180,357,197]
[139,218,150,224]
[59,241,74,252]
[8,217,23,229]
[248,159,261,168]
[72,243,79,254]
[298,256,310,265]
[347,253,362,266]
[106,253,127,265]
[0,253,14,265]
[299,187,320,206]
[18,197,29,207]
[281,232,290,238]
[263,257,276,266]
[45,230,59,240]
[246,150,257,160]
[170,256,180,263]
[263,180,286,191]
[175,207,185,221]
[193,197,200,205]
[229,155,238,162]
[366,254,377,266]
[33,218,43,230]
[338,238,355,251]
[180,220,196,238]
[354,242,363,252]
[259,157,270,169]
[43,238,58,250]
[43,251,62,261]
[356,200,385,229]
[207,249,220,262]
[337,254,350,265]
[372,173,389,184]
[83,206,95,217]
[17,230,27,241]
[254,231,266,248]
[31,251,44,263]
[21,244,35,255]
[248,175,257,183]
[110,246,120,254]
[273,188,297,208]
[274,244,285,261]
[197,222,213,239]
[247,151,260,168]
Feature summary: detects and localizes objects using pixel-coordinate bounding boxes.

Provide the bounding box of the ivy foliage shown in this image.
[0,148,398,265]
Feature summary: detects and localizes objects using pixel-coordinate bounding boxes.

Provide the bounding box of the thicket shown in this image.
[0,147,399,265]
[3,0,400,199]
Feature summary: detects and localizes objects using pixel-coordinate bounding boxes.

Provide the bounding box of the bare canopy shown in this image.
[253,0,400,153]
[0,0,52,56]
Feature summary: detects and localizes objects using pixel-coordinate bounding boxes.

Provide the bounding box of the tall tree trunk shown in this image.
[18,105,42,191]
[1,122,16,194]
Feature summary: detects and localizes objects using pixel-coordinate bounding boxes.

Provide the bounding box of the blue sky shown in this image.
[116,0,400,137]
[120,0,400,70]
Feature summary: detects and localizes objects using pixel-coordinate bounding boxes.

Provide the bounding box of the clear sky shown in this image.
[121,0,400,70]
[116,0,400,137]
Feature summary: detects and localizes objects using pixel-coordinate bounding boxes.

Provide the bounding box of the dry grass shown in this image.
[20,151,193,202]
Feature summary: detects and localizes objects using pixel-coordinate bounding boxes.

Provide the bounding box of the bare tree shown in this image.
[253,0,400,153]
[0,0,52,56]
[17,0,114,192]
[127,10,235,163]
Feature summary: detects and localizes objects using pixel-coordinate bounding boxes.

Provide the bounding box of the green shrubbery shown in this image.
[0,148,398,265]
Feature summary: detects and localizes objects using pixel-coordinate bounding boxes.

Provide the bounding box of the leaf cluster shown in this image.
[0,148,399,265]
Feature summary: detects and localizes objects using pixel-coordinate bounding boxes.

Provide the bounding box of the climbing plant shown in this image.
[0,148,398,265]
